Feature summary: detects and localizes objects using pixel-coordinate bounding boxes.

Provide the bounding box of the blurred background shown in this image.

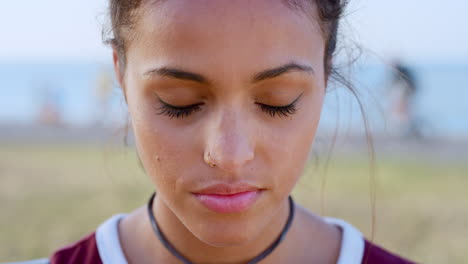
[1,0,467,263]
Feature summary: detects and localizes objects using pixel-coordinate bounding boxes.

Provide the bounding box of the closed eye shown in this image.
[255,92,303,118]
[154,100,204,119]
[256,102,297,118]
[153,93,303,119]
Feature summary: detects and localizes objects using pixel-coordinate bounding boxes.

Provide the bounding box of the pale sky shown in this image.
[1,0,467,63]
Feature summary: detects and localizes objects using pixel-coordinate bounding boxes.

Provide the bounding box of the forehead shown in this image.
[127,0,325,81]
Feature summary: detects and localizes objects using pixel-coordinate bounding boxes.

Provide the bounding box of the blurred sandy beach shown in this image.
[2,123,467,160]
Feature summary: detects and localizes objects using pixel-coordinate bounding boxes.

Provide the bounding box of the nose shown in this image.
[204,108,255,174]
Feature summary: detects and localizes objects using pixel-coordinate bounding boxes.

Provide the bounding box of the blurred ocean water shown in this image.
[0,62,467,138]
[0,62,124,126]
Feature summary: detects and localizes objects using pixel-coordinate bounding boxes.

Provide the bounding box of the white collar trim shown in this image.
[96,214,129,264]
[324,217,365,264]
[96,214,365,264]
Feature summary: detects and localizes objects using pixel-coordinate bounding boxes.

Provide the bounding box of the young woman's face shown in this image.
[117,0,326,246]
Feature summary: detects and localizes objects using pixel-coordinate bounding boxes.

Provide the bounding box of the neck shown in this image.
[152,195,291,264]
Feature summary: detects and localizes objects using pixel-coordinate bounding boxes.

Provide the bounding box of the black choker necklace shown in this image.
[147,192,295,264]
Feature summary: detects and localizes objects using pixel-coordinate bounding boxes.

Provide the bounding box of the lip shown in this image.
[192,183,263,213]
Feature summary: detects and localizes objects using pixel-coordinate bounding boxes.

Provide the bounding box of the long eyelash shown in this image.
[153,93,301,119]
[257,93,302,118]
[154,103,202,119]
[258,103,298,118]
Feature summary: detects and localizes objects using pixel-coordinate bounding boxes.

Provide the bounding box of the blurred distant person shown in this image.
[388,60,421,139]
[38,86,63,126]
[93,68,114,127]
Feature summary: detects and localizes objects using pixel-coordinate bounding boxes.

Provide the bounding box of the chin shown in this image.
[189,212,268,248]
[196,221,260,247]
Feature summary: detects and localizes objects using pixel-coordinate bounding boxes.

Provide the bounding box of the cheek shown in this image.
[127,91,200,194]
[262,92,323,193]
[127,82,323,198]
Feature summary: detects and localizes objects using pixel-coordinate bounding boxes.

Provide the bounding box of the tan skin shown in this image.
[114,0,341,263]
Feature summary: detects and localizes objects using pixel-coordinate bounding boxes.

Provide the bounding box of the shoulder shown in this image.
[323,217,417,264]
[6,232,102,264]
[29,214,128,264]
[5,233,102,264]
[49,214,128,264]
[363,239,417,264]
[49,232,102,264]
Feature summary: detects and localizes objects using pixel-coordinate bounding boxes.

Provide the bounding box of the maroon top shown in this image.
[49,232,416,264]
[50,232,102,264]
[362,240,417,264]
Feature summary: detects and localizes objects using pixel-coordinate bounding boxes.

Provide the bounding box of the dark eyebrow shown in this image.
[143,62,314,85]
[144,67,209,84]
[252,63,314,83]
